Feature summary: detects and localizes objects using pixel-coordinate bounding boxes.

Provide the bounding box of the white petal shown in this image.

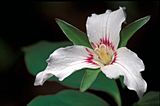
[86,7,126,49]
[101,47,147,98]
[34,45,100,86]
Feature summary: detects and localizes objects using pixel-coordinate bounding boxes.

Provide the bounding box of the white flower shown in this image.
[34,7,147,98]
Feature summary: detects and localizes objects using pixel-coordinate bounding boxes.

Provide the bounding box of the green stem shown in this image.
[115,79,123,106]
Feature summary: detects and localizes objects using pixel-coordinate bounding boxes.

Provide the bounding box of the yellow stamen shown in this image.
[95,44,112,65]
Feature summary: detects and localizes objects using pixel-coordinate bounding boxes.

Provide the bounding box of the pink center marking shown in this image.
[90,36,117,65]
[91,37,115,51]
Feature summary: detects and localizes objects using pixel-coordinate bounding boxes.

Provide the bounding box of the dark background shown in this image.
[0,1,159,106]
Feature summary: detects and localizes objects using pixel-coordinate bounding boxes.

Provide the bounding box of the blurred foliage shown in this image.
[22,41,72,75]
[28,90,109,106]
[133,91,160,106]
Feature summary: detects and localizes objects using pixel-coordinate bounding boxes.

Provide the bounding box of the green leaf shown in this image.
[133,91,160,106]
[79,70,121,105]
[80,69,100,92]
[55,18,91,48]
[61,70,85,88]
[61,70,121,106]
[119,16,150,47]
[23,40,72,76]
[92,73,121,106]
[27,90,109,106]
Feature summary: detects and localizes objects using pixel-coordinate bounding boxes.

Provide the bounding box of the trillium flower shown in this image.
[34,7,147,97]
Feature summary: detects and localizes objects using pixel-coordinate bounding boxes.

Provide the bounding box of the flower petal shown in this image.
[34,45,100,86]
[86,7,126,49]
[101,47,147,98]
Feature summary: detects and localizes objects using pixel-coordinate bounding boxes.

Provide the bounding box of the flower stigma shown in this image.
[94,44,112,65]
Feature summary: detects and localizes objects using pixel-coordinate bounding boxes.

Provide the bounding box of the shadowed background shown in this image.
[0,1,159,106]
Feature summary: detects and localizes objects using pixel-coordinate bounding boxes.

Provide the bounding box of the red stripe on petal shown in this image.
[91,42,97,49]
[85,48,98,65]
[100,37,115,51]
[111,52,117,64]
[90,36,115,51]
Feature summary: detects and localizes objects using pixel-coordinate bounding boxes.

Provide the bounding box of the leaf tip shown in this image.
[145,15,151,21]
[55,18,61,24]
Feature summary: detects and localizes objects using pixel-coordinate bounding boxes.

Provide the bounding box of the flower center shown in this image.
[94,44,112,65]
